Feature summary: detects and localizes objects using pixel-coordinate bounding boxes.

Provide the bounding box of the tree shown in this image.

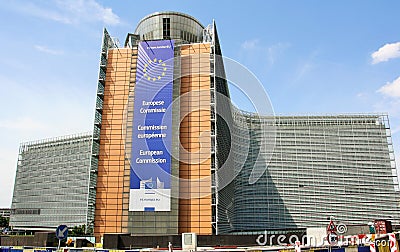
[69,225,87,236]
[0,216,9,228]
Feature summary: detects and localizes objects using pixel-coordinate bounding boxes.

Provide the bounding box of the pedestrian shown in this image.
[168,242,173,252]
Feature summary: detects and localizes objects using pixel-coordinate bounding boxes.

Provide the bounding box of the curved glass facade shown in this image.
[230,110,296,231]
[134,12,204,43]
[228,110,400,232]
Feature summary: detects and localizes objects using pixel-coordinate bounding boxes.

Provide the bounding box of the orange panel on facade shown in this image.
[94,48,133,240]
[179,43,212,235]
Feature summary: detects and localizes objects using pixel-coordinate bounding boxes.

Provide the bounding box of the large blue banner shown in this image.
[129,40,174,211]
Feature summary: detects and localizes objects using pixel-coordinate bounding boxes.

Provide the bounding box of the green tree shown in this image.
[69,225,86,236]
[0,216,9,228]
[85,226,93,235]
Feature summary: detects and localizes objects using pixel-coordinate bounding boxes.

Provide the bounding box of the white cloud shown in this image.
[8,0,121,26]
[371,42,400,64]
[374,98,400,123]
[357,92,368,98]
[377,76,400,98]
[56,0,121,25]
[8,1,73,24]
[241,39,291,66]
[298,63,313,78]
[34,45,64,55]
[267,43,291,65]
[241,39,259,50]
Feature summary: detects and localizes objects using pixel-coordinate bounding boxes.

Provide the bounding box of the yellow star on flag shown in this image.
[142,57,168,82]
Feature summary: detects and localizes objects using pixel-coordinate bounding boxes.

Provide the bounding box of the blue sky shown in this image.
[0,0,400,207]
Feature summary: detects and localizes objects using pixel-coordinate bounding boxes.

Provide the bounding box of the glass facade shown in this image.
[227,111,400,232]
[134,11,204,43]
[10,133,93,231]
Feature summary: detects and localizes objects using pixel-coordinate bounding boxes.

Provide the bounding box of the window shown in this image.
[163,18,170,39]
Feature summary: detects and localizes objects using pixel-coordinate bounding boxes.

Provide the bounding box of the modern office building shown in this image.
[91,11,230,239]
[9,11,400,241]
[90,11,400,241]
[10,133,94,231]
[230,110,400,233]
